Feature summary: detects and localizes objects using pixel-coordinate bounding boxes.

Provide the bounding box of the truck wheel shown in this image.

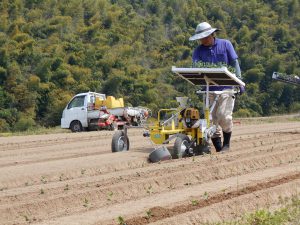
[70,121,83,132]
[173,134,190,158]
[149,146,172,163]
[111,130,129,152]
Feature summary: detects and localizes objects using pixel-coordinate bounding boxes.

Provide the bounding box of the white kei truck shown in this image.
[61,92,150,132]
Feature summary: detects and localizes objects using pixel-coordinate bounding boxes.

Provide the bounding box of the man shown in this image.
[189,22,242,152]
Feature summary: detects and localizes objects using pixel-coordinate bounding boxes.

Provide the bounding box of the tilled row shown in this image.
[0,142,112,168]
[0,131,117,151]
[0,134,111,152]
[0,153,149,190]
[1,130,299,194]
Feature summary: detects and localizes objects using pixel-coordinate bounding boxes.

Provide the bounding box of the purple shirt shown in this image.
[192,38,238,90]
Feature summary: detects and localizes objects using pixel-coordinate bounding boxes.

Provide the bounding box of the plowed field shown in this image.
[1,119,300,225]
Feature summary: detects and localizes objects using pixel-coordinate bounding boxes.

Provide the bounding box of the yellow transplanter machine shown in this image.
[111,66,245,163]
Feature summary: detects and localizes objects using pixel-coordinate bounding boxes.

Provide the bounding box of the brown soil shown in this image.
[0,120,300,225]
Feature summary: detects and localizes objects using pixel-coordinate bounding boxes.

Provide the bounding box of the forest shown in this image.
[0,0,300,131]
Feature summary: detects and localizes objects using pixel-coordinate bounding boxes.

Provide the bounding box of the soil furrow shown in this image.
[125,173,300,225]
[148,179,300,225]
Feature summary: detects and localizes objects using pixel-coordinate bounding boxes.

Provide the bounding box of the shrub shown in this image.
[234,109,252,118]
[0,119,10,132]
[14,117,36,131]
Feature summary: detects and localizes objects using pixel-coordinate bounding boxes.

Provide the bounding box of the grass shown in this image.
[208,196,300,225]
[236,113,300,125]
[0,126,70,137]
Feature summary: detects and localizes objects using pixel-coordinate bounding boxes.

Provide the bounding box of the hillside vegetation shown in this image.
[0,0,300,131]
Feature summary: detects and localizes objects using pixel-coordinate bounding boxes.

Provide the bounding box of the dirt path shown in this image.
[0,121,300,224]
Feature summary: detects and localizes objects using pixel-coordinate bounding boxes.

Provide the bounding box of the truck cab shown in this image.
[61,92,106,132]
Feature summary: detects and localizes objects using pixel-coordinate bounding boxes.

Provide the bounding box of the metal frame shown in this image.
[120,67,245,152]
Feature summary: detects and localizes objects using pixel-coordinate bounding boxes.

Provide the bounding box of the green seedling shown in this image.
[168,184,174,189]
[146,209,152,219]
[64,184,69,191]
[221,188,227,193]
[117,216,126,225]
[59,173,64,181]
[40,188,45,194]
[107,191,114,201]
[203,191,209,200]
[191,199,199,206]
[192,61,236,74]
[146,185,153,194]
[83,198,89,207]
[41,176,47,184]
[22,214,30,222]
[81,168,86,175]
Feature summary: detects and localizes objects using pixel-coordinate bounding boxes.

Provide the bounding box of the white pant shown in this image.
[209,91,235,138]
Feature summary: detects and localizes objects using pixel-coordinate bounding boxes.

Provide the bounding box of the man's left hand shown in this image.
[239,86,245,95]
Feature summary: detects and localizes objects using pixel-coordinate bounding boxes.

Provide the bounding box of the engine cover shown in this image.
[183,108,200,128]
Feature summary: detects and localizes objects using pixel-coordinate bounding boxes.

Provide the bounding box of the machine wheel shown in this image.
[149,146,171,163]
[111,130,129,152]
[70,121,83,132]
[173,134,190,158]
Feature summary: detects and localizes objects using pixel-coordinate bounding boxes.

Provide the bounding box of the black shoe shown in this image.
[220,144,230,152]
[211,137,222,152]
[222,132,232,152]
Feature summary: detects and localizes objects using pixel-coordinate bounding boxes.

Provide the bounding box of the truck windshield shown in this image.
[67,95,85,109]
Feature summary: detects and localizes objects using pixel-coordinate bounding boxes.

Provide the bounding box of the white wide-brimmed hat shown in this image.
[189,22,219,41]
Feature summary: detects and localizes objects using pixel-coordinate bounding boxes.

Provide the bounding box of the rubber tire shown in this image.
[111,130,129,152]
[149,146,171,163]
[173,134,190,158]
[70,121,83,132]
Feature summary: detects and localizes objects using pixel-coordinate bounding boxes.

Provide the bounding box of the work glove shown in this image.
[239,86,245,95]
